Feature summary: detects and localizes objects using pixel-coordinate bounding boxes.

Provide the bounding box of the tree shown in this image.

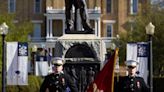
[0,14,33,42]
[0,14,34,90]
[116,4,164,76]
[0,13,33,62]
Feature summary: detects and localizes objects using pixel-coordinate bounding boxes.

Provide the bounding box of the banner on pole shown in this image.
[6,42,28,85]
[127,42,148,84]
[35,59,49,76]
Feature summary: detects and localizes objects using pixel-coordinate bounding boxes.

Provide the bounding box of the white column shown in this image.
[50,20,53,37]
[46,18,50,38]
[98,18,101,37]
[130,0,133,14]
[49,48,52,56]
[62,19,65,34]
[95,19,98,36]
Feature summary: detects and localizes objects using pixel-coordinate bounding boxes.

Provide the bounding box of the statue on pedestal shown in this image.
[79,67,87,92]
[65,0,94,34]
[87,67,95,85]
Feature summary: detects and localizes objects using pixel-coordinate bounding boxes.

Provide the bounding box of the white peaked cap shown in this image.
[125,60,138,67]
[51,57,65,65]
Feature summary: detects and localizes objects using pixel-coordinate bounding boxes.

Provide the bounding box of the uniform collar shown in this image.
[128,75,136,78]
[55,71,64,75]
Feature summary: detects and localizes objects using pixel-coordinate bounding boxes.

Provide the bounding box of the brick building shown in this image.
[0,0,148,65]
[0,0,148,41]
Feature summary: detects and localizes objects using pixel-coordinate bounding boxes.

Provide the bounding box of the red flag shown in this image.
[87,48,119,92]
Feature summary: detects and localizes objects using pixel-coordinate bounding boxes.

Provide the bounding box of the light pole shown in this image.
[145,22,155,92]
[115,34,120,47]
[32,45,37,75]
[0,22,9,92]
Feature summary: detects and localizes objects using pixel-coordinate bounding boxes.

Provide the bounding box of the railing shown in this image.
[30,36,115,45]
[30,37,46,42]
[65,58,95,62]
[31,37,58,42]
[46,7,101,14]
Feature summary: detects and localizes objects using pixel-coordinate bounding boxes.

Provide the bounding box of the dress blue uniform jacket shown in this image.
[115,76,149,92]
[40,72,78,92]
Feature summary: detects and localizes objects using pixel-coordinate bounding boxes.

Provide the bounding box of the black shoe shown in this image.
[65,29,70,34]
[65,26,74,34]
[84,30,94,34]
[65,29,74,34]
[84,28,94,34]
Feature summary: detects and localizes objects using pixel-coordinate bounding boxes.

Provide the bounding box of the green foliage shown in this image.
[5,75,43,92]
[0,14,33,42]
[117,5,164,76]
[0,14,35,91]
[6,21,33,42]
[0,14,16,71]
[140,5,164,76]
[0,14,33,72]
[112,35,127,65]
[153,77,164,92]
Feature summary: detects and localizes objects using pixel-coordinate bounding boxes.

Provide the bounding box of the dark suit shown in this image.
[40,72,78,92]
[115,76,149,92]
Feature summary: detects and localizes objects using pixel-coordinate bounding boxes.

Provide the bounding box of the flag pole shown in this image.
[112,48,119,92]
[114,47,119,82]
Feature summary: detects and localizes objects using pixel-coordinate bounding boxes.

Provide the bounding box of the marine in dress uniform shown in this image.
[115,60,149,92]
[40,57,78,92]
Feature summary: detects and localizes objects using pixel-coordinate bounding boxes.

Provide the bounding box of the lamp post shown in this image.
[32,45,37,75]
[145,22,155,92]
[0,22,9,92]
[116,34,121,48]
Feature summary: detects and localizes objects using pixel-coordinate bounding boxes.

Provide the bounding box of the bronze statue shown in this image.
[79,67,87,92]
[65,0,94,34]
[87,67,95,85]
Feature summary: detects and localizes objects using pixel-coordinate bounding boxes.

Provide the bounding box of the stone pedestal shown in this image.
[54,34,106,91]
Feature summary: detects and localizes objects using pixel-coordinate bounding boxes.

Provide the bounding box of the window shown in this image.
[34,0,41,13]
[106,24,113,37]
[8,0,16,13]
[106,0,112,13]
[130,0,138,15]
[33,23,41,38]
